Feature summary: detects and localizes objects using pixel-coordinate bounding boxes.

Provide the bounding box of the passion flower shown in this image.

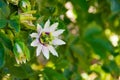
[30,19,65,59]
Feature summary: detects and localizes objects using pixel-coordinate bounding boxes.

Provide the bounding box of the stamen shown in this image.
[39,32,54,46]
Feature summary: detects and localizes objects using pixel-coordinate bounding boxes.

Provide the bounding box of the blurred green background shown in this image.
[0,0,120,80]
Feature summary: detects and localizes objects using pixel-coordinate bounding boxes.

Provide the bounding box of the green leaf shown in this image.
[55,60,68,69]
[109,60,120,76]
[84,25,102,38]
[0,19,7,28]
[71,73,82,80]
[10,67,27,78]
[102,64,110,73]
[102,60,120,76]
[0,43,5,68]
[0,9,4,19]
[84,24,114,59]
[9,65,33,78]
[72,0,88,12]
[87,38,113,59]
[0,32,13,50]
[43,67,67,80]
[70,45,90,71]
[9,19,20,32]
[0,0,10,18]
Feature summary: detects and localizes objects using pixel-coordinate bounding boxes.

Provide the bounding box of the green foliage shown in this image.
[0,0,120,80]
[9,18,20,32]
[109,0,120,14]
[0,0,10,18]
[9,64,34,79]
[0,32,12,50]
[0,43,5,68]
[0,19,7,28]
[43,67,67,80]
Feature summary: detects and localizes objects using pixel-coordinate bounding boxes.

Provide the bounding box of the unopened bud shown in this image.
[13,40,30,64]
[19,0,31,12]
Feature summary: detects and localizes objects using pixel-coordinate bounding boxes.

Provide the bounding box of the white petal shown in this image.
[52,29,65,37]
[42,46,49,59]
[49,22,59,32]
[31,39,39,47]
[52,38,66,45]
[44,27,50,32]
[48,45,58,57]
[44,19,50,31]
[36,45,42,56]
[37,24,42,34]
[30,33,38,38]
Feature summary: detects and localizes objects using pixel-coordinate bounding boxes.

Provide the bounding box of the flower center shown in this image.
[39,32,53,45]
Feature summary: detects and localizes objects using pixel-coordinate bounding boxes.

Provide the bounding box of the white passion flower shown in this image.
[30,19,66,59]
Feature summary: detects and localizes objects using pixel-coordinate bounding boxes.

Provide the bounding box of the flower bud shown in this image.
[13,40,30,64]
[20,13,36,21]
[19,0,31,12]
[19,11,36,28]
